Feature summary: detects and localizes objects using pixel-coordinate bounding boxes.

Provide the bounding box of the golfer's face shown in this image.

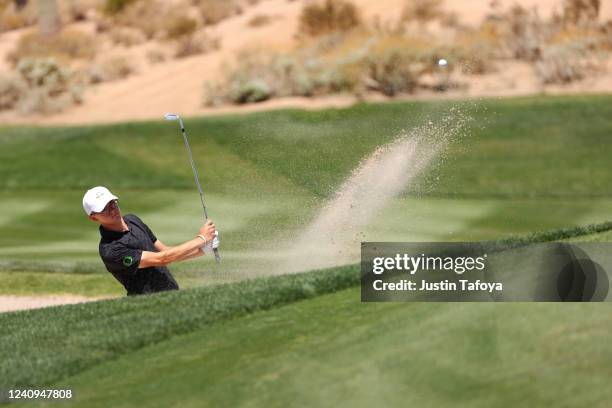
[93,200,121,222]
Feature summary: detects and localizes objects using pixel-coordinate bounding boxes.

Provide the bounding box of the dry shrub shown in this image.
[247,14,272,28]
[196,0,241,26]
[534,30,602,84]
[109,26,147,46]
[1,13,26,31]
[18,58,71,96]
[400,0,445,25]
[203,81,225,106]
[0,0,103,29]
[0,74,25,110]
[62,0,105,22]
[7,29,97,66]
[174,31,220,58]
[454,22,502,74]
[112,0,174,39]
[1,0,103,31]
[535,44,590,84]
[0,0,37,32]
[203,50,274,105]
[502,5,548,61]
[601,20,612,49]
[298,0,361,37]
[14,58,83,114]
[166,16,198,40]
[358,35,432,95]
[203,31,454,105]
[111,0,203,40]
[146,48,167,64]
[439,11,460,28]
[229,79,271,104]
[94,15,113,33]
[112,1,162,39]
[88,56,134,83]
[489,1,608,85]
[362,50,419,95]
[562,0,600,26]
[203,50,308,106]
[549,26,600,51]
[104,0,139,15]
[494,2,603,60]
[0,7,27,31]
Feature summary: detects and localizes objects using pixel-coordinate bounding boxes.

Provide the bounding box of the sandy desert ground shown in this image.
[0,0,611,125]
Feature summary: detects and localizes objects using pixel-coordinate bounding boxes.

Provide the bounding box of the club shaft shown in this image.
[181,127,208,218]
[179,120,221,263]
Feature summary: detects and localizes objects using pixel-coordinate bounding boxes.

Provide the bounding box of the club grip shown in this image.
[213,247,221,263]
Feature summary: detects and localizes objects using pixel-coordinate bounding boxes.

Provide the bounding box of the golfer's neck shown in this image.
[102,217,129,233]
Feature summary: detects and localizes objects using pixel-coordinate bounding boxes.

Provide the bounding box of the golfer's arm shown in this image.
[139,238,204,268]
[154,240,171,251]
[181,250,204,261]
[153,239,203,262]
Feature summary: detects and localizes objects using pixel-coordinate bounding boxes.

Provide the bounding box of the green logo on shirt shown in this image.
[123,256,133,267]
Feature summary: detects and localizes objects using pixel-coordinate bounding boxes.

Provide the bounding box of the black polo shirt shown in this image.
[99,214,179,295]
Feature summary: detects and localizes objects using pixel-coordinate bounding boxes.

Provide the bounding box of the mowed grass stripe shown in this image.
[2,194,612,277]
[1,95,611,198]
[1,216,610,299]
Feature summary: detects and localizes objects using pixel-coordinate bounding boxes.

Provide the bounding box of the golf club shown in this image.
[164,112,221,264]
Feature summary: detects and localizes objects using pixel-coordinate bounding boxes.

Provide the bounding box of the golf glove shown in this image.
[201,230,220,254]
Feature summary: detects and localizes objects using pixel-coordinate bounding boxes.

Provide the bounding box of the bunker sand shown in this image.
[0,295,111,313]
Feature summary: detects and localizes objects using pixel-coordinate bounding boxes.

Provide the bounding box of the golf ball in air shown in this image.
[438,58,448,67]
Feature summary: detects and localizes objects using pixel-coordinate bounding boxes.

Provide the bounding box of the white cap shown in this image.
[83,186,118,216]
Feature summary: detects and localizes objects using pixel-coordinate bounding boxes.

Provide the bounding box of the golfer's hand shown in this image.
[201,230,220,254]
[199,220,216,242]
[212,230,220,249]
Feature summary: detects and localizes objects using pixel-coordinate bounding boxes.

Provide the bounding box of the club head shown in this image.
[164,113,180,121]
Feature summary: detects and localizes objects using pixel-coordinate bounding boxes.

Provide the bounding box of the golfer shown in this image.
[83,186,219,295]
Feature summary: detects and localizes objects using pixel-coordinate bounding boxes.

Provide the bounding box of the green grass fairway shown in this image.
[11,226,612,408]
[1,95,611,296]
[0,272,123,297]
[2,95,612,406]
[54,291,612,408]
